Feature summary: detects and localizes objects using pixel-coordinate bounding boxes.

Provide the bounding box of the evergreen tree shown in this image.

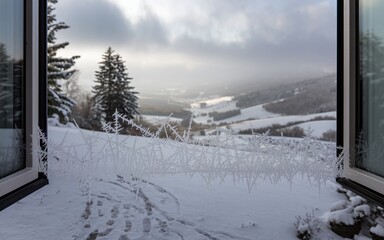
[92,47,139,125]
[47,0,79,122]
[114,54,139,120]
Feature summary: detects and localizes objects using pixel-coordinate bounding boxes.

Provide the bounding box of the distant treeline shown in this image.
[235,88,294,108]
[209,109,241,121]
[263,88,336,115]
[238,124,305,138]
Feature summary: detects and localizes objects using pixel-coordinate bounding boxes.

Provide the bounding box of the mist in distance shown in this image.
[55,0,337,97]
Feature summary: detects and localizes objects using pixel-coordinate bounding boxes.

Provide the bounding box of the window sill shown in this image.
[0,174,48,211]
[337,177,384,208]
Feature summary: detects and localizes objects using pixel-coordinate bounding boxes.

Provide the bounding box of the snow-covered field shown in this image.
[188,96,279,125]
[0,119,351,240]
[230,111,336,132]
[222,104,280,123]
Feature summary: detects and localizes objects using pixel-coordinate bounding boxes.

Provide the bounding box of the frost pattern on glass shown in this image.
[36,111,342,200]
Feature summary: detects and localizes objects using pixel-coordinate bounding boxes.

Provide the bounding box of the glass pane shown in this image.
[357,0,384,177]
[0,0,25,179]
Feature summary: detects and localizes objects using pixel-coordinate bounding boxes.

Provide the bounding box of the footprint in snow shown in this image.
[143,217,151,234]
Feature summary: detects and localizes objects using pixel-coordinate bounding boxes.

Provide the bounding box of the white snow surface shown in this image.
[327,206,357,225]
[0,122,346,240]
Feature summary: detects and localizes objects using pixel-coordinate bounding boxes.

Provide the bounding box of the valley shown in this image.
[137,74,337,141]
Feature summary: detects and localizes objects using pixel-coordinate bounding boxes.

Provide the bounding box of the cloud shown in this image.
[54,0,337,92]
[56,0,336,57]
[164,0,336,71]
[55,0,133,46]
[56,0,169,48]
[131,5,169,47]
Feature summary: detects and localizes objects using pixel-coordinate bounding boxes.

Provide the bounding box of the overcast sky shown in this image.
[55,0,337,95]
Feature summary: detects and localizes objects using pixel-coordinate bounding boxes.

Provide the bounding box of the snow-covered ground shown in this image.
[0,120,351,240]
[0,170,344,240]
[222,104,280,123]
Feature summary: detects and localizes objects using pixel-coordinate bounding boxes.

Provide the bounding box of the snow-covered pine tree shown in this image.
[114,54,139,120]
[92,47,115,125]
[47,0,79,122]
[92,47,139,125]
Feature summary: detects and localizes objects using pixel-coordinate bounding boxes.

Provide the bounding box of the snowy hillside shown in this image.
[140,95,280,126]
[138,92,336,141]
[0,114,352,239]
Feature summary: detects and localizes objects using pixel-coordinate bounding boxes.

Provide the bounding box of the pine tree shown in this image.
[114,54,139,120]
[92,47,139,125]
[47,0,79,122]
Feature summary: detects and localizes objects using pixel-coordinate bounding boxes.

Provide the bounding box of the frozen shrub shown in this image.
[320,130,336,142]
[295,210,321,240]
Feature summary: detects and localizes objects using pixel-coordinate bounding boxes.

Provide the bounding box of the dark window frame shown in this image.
[337,0,384,208]
[0,0,48,211]
[337,0,344,157]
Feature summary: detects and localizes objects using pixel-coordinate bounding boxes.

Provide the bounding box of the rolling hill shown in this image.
[235,74,336,115]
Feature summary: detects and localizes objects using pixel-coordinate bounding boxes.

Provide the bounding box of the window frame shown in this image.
[0,0,47,210]
[338,0,384,206]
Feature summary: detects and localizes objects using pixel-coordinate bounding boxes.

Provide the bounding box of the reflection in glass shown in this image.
[0,0,25,179]
[356,0,384,177]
